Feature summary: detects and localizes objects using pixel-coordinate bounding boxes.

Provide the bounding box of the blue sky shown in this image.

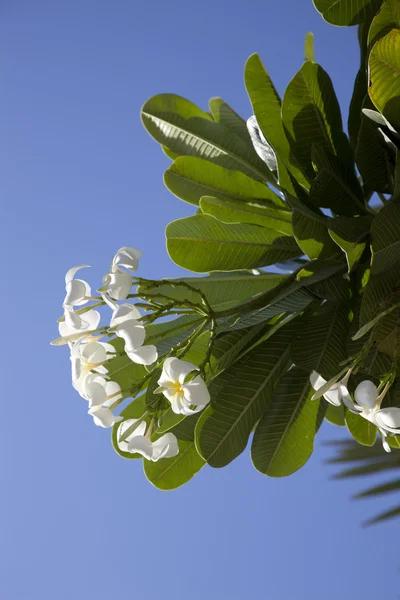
[2,1,399,599]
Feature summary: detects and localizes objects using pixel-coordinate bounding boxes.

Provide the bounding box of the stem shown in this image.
[378,192,389,205]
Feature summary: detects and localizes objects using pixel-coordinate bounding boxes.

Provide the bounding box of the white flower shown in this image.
[79,373,123,408]
[101,247,142,301]
[156,357,210,416]
[310,371,345,406]
[112,247,142,273]
[63,265,92,308]
[88,406,123,428]
[70,341,116,391]
[116,419,178,461]
[58,307,101,343]
[339,380,400,453]
[110,304,157,366]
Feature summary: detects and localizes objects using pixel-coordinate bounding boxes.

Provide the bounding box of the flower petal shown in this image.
[64,279,91,307]
[182,376,210,407]
[112,247,142,272]
[127,344,158,365]
[88,407,122,428]
[309,371,327,391]
[110,303,142,327]
[127,435,153,460]
[65,264,91,285]
[163,357,198,383]
[151,433,179,461]
[117,418,147,451]
[116,320,146,352]
[375,408,400,433]
[354,380,379,409]
[104,272,132,300]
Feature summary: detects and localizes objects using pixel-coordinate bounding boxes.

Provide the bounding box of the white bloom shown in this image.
[156,357,210,416]
[79,373,123,408]
[88,406,123,428]
[101,247,142,301]
[63,265,92,308]
[339,380,400,453]
[70,341,116,391]
[111,304,157,366]
[310,371,344,406]
[58,308,101,342]
[112,247,142,273]
[116,419,178,461]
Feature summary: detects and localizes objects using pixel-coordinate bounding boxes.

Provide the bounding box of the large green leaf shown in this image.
[371,200,400,274]
[328,215,370,271]
[200,196,293,236]
[359,265,400,326]
[138,271,286,312]
[310,145,365,216]
[345,409,377,446]
[164,156,285,208]
[325,403,346,426]
[282,61,347,180]
[141,94,273,181]
[368,0,400,48]
[348,21,372,150]
[291,305,350,379]
[144,439,205,490]
[244,54,308,189]
[313,0,383,26]
[146,315,204,354]
[251,367,325,477]
[292,209,339,259]
[369,29,400,131]
[195,327,293,467]
[166,215,301,272]
[356,111,394,194]
[208,97,250,142]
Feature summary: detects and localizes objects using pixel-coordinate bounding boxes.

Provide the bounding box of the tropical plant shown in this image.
[53,0,400,494]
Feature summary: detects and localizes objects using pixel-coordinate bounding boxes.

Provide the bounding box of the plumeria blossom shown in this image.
[63,265,92,308]
[88,406,123,428]
[117,419,178,461]
[309,370,351,407]
[110,304,157,366]
[339,380,400,453]
[58,308,101,343]
[156,357,210,416]
[78,373,123,409]
[101,246,142,301]
[70,341,116,392]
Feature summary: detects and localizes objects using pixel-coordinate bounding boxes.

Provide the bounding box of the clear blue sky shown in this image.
[2,1,399,599]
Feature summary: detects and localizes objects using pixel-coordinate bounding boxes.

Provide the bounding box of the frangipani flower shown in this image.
[156,357,210,416]
[63,265,92,308]
[117,419,178,461]
[110,304,157,366]
[70,341,116,391]
[101,247,142,301]
[88,406,123,428]
[58,308,101,342]
[80,373,123,408]
[310,370,351,407]
[339,380,400,452]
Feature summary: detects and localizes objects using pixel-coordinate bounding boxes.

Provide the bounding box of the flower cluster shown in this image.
[53,247,211,463]
[311,371,400,452]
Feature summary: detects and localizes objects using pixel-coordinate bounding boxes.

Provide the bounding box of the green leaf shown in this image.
[368,0,400,48]
[138,271,286,312]
[304,32,315,62]
[195,327,293,467]
[244,53,309,189]
[141,93,273,182]
[356,111,394,194]
[348,21,373,150]
[282,61,348,180]
[291,305,350,379]
[292,209,339,259]
[313,0,383,26]
[325,403,346,426]
[164,156,286,207]
[200,196,293,236]
[208,97,250,142]
[251,367,325,477]
[352,302,400,340]
[359,265,400,326]
[310,145,365,216]
[371,200,400,274]
[146,315,204,354]
[144,439,205,490]
[369,29,400,131]
[345,409,377,446]
[166,215,301,273]
[328,215,370,271]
